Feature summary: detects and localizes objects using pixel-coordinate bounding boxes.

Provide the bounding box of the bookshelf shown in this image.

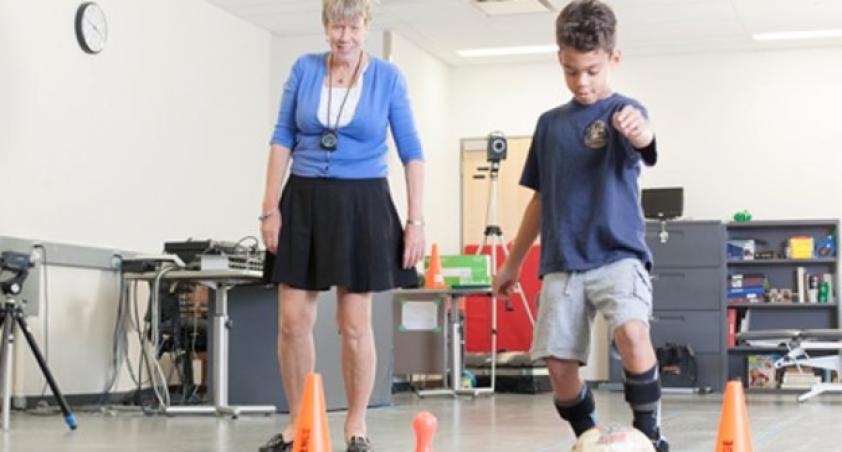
[726,303,836,309]
[725,220,840,390]
[729,346,788,353]
[728,258,836,265]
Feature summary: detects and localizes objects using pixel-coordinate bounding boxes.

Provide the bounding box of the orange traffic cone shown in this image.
[715,380,754,452]
[292,373,332,452]
[424,243,446,289]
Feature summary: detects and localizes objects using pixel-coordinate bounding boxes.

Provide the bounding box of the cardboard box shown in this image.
[789,236,814,259]
[727,240,755,260]
[424,254,491,287]
[747,354,779,388]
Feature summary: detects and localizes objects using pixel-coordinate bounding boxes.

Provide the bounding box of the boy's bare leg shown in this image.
[614,319,657,371]
[614,319,667,449]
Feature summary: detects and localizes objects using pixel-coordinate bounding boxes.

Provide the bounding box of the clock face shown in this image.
[75,2,107,54]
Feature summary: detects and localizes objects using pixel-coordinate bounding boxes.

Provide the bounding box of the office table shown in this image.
[394,287,496,397]
[123,268,276,417]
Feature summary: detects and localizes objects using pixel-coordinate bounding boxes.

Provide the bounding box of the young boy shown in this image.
[492,1,668,450]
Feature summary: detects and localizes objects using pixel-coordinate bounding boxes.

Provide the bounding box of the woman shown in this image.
[258,1,425,451]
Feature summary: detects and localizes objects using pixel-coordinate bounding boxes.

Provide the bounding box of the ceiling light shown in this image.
[753,29,842,41]
[472,0,556,16]
[457,44,557,57]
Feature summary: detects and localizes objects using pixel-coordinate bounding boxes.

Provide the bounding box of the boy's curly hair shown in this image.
[556,0,617,52]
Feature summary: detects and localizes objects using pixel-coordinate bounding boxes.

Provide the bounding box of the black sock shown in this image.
[554,385,597,437]
[624,365,661,440]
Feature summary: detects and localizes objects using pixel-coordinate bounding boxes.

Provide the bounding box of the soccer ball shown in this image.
[571,425,655,452]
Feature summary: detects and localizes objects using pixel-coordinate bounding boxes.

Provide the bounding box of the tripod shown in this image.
[473,160,535,391]
[0,255,77,431]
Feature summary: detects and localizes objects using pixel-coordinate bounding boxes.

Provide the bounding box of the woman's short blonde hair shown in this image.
[322,0,371,27]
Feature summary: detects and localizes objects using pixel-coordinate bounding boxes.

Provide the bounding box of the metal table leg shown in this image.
[416,294,494,398]
[165,285,275,417]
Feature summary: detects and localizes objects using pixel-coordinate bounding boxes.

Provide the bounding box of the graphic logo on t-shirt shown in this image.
[584,120,608,149]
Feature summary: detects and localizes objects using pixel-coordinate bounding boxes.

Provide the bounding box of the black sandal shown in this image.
[258,433,293,452]
[346,435,372,452]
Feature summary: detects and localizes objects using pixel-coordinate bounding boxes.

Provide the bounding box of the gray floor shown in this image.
[2,390,840,451]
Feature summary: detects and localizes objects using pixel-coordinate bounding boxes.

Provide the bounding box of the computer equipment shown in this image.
[642,187,684,220]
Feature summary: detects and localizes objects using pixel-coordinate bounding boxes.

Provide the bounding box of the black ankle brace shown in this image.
[554,386,597,437]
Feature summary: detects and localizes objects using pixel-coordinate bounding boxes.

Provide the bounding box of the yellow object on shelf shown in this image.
[789,236,814,259]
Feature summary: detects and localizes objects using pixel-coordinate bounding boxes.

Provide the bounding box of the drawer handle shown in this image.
[652,315,685,323]
[647,230,686,238]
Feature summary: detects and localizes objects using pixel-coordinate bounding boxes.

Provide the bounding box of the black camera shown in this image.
[0,251,32,272]
[319,130,338,151]
[1,251,32,296]
[486,131,507,162]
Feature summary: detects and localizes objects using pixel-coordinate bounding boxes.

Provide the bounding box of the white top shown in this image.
[317,65,367,129]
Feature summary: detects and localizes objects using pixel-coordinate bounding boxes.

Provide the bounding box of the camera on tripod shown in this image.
[0,249,77,430]
[1,251,32,295]
[1,251,31,272]
[486,131,507,163]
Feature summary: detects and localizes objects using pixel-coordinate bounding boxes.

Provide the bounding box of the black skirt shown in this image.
[263,175,419,293]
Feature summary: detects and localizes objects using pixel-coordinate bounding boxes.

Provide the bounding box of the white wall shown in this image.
[449,47,842,222]
[385,33,455,254]
[0,0,272,253]
[620,48,842,220]
[447,46,842,380]
[11,267,125,397]
[0,0,272,396]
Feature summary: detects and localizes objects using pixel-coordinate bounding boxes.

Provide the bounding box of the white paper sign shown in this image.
[400,300,439,331]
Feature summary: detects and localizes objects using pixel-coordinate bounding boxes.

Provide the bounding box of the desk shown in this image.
[394,288,495,397]
[123,269,275,417]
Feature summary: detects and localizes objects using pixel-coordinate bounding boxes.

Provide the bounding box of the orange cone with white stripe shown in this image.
[424,243,445,289]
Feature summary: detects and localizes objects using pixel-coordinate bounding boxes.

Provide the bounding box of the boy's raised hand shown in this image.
[611,105,654,149]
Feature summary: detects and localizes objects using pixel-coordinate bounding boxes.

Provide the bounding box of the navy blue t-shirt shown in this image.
[520,93,656,276]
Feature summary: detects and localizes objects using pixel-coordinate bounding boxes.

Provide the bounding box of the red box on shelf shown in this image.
[727,308,737,348]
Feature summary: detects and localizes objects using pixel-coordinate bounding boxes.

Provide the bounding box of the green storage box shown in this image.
[423,254,491,288]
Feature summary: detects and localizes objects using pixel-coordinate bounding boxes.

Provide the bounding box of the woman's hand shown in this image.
[402,223,425,269]
[260,209,282,253]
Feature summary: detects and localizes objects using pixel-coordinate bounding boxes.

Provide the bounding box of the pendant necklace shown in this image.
[320,51,363,151]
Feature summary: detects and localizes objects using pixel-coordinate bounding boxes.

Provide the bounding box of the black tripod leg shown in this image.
[1,309,13,430]
[14,313,78,430]
[0,311,6,366]
[0,309,10,367]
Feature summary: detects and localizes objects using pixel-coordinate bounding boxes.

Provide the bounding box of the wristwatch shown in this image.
[406,218,425,227]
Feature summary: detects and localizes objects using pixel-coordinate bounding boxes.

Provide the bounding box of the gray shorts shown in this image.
[530,258,653,364]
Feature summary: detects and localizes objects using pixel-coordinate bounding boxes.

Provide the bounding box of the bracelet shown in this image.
[257,210,277,222]
[406,218,425,227]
